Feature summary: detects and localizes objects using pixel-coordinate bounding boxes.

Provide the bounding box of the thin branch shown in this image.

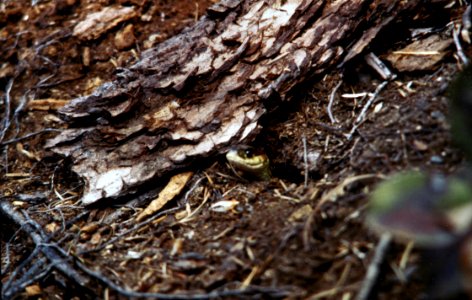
[356,232,392,300]
[364,52,396,80]
[5,257,53,298]
[2,246,42,297]
[0,79,14,143]
[453,23,469,65]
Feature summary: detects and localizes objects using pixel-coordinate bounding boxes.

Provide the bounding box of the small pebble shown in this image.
[430,110,445,121]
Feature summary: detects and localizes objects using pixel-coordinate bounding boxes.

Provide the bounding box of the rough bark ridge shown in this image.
[47,0,421,204]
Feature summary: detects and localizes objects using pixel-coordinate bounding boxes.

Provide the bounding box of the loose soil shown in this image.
[0,0,470,299]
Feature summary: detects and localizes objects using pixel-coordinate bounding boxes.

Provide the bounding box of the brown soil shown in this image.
[0,0,469,299]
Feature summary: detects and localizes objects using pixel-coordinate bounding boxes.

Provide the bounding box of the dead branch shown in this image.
[0,200,89,299]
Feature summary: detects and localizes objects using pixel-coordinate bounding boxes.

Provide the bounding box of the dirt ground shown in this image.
[0,0,470,299]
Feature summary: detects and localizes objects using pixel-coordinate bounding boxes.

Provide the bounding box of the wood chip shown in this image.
[25,284,42,296]
[413,140,428,151]
[114,24,136,50]
[45,222,60,233]
[210,200,239,213]
[80,223,99,233]
[136,171,193,221]
[28,99,69,111]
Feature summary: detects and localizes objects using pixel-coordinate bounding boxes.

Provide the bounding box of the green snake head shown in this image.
[226,145,271,181]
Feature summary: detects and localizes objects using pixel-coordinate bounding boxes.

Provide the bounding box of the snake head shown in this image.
[225,145,271,181]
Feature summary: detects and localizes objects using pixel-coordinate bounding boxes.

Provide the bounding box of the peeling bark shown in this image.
[47,0,424,204]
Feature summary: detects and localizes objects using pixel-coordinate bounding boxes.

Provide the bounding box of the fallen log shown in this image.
[46,0,440,204]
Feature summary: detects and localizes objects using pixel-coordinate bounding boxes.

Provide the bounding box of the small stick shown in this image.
[327,80,342,124]
[346,81,388,141]
[302,135,309,188]
[356,232,392,300]
[364,52,396,80]
[0,79,14,143]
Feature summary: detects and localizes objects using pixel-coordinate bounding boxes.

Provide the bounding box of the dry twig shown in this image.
[327,80,342,124]
[356,232,392,300]
[346,81,389,141]
[364,52,396,80]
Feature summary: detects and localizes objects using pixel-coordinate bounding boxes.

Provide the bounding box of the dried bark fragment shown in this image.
[114,24,136,50]
[136,171,193,221]
[73,6,138,41]
[48,0,426,204]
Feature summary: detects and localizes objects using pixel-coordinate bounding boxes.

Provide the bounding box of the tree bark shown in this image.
[47,0,429,204]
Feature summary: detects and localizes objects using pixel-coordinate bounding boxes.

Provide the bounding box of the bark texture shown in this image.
[47,0,423,204]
